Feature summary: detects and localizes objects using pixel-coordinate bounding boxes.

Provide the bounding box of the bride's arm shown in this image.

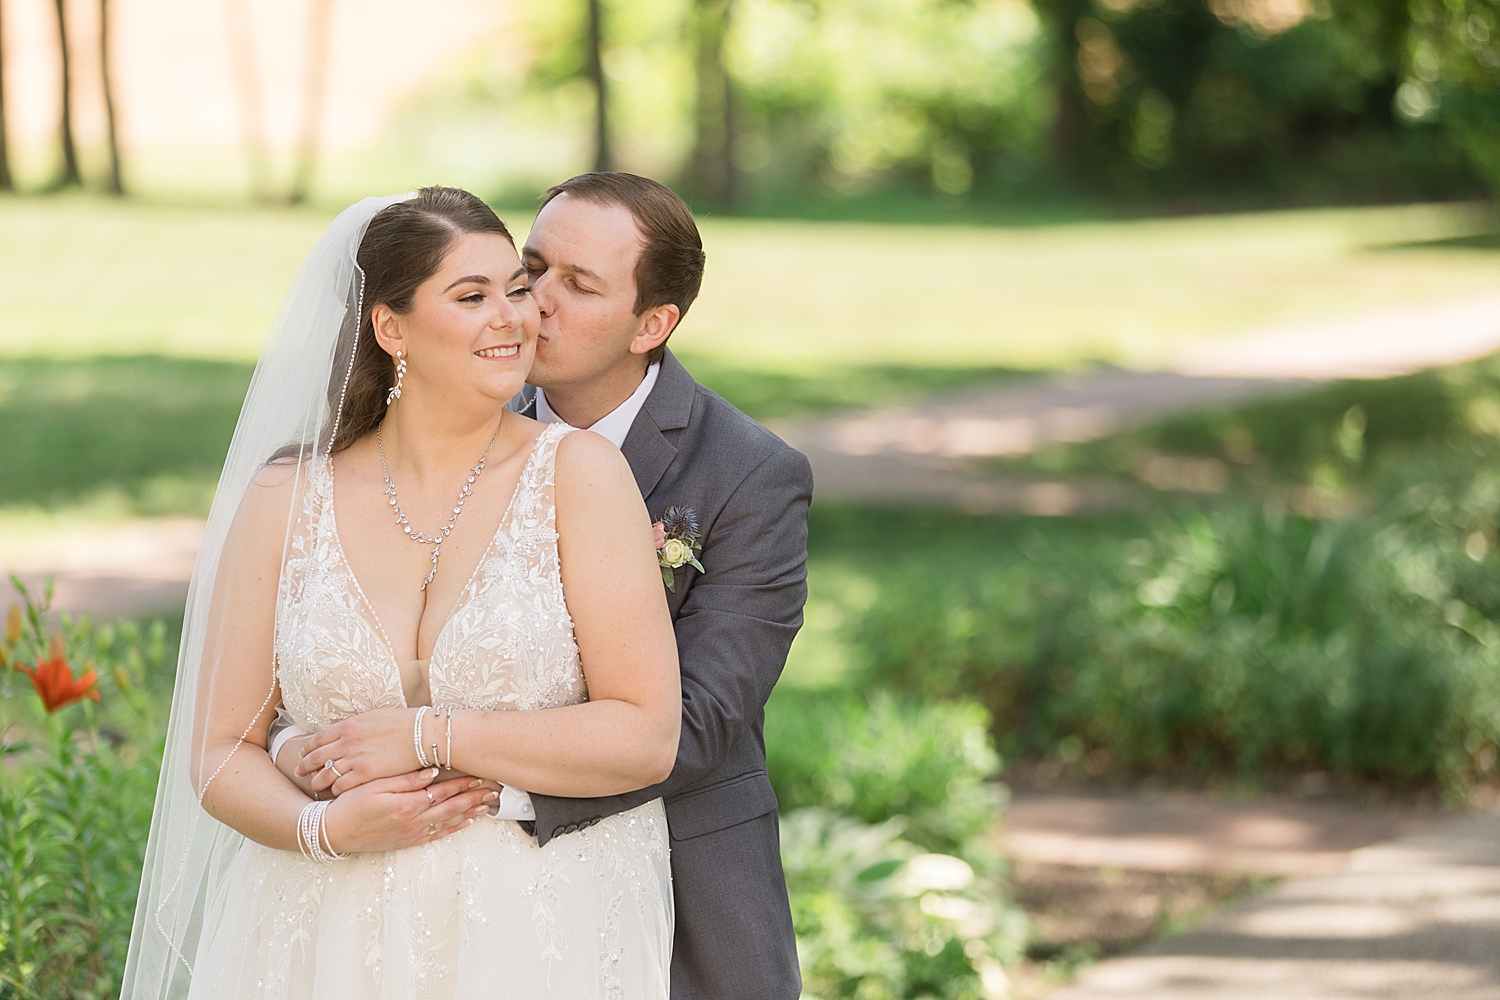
[455,431,680,794]
[300,431,681,798]
[193,466,494,851]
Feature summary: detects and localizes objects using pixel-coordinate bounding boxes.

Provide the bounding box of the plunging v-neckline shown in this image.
[323,427,552,708]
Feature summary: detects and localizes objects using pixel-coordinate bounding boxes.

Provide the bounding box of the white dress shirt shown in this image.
[534,361,659,449]
[269,364,661,823]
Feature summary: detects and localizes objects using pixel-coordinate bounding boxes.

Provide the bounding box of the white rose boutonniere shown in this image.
[653,505,705,592]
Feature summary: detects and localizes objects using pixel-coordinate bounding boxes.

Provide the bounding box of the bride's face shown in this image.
[381,232,538,407]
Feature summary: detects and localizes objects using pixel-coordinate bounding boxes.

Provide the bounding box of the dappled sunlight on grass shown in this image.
[679,202,1500,371]
[0,356,251,514]
[0,194,335,360]
[4,195,1497,372]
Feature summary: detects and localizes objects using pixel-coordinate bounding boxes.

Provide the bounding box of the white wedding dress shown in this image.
[187,423,673,1000]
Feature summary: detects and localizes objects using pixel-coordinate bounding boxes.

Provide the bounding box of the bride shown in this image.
[121,188,680,999]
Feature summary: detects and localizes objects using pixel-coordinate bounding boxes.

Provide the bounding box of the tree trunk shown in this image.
[585,0,611,172]
[1034,0,1091,186]
[99,0,122,194]
[691,0,738,207]
[288,0,334,204]
[0,0,13,191]
[225,0,273,201]
[52,0,80,187]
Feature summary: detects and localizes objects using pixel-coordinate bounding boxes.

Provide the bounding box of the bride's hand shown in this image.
[321,769,498,854]
[297,707,430,795]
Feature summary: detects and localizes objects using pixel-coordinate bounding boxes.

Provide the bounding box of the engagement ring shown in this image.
[323,759,344,777]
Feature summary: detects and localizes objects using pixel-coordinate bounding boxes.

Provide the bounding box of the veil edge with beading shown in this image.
[120,193,414,1000]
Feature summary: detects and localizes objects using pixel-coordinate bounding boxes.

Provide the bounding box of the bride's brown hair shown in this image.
[327,186,514,454]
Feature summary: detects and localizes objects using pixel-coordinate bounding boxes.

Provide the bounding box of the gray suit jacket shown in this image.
[515,349,809,1000]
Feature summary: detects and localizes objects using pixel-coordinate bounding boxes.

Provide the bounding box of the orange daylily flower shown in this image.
[21,647,101,714]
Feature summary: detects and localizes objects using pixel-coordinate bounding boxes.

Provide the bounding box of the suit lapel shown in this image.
[621,349,695,501]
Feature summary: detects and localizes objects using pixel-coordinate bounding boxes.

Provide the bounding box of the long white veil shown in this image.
[120,193,414,999]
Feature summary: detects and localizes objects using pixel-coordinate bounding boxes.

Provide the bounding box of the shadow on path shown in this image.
[1047,811,1500,1000]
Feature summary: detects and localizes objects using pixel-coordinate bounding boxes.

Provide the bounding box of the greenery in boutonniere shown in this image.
[654,505,704,593]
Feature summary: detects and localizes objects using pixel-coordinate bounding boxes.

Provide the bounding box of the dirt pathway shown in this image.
[999,788,1459,998]
[776,293,1500,514]
[1038,806,1500,1000]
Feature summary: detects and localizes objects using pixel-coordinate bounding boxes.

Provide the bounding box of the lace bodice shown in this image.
[189,421,671,1000]
[274,422,588,730]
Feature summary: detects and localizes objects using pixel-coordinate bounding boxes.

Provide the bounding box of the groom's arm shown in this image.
[527,446,812,846]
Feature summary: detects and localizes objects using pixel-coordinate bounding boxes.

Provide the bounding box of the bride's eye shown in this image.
[460,292,485,303]
[507,286,531,299]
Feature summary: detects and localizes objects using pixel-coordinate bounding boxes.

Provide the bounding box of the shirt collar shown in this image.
[533,362,660,450]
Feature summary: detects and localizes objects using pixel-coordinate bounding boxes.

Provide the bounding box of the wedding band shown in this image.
[428,823,436,836]
[323,759,344,777]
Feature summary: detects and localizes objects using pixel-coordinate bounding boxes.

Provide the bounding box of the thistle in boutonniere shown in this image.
[654,505,704,592]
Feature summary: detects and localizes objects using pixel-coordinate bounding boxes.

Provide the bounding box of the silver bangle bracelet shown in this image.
[444,706,454,770]
[318,803,349,861]
[297,799,349,864]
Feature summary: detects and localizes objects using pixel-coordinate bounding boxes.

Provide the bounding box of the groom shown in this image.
[513,172,809,1000]
[275,173,809,999]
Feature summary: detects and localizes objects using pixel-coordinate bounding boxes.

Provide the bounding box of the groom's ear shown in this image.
[628,303,679,358]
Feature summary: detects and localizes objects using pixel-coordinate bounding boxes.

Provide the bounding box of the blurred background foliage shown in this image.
[3,0,1498,212]
[491,0,1500,212]
[795,354,1500,803]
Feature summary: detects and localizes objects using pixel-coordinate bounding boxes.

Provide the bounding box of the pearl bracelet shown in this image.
[412,705,431,768]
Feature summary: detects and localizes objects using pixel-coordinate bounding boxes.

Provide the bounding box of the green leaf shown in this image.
[661,566,676,593]
[856,858,903,883]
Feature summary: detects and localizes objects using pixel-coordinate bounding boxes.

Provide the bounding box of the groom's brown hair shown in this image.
[541,173,705,365]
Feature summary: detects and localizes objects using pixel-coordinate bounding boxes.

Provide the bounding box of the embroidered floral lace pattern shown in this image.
[187,424,673,1000]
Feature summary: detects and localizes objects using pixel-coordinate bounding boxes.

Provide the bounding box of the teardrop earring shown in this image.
[386,351,406,406]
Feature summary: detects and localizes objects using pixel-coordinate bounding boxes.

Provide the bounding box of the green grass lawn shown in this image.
[2,193,1497,523]
[3,194,1496,371]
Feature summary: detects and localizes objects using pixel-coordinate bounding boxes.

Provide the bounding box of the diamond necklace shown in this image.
[377,415,504,591]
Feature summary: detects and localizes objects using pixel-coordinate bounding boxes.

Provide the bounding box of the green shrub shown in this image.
[766,691,1003,859]
[0,727,159,998]
[829,408,1500,797]
[767,693,1028,998]
[0,582,168,999]
[781,809,1025,1000]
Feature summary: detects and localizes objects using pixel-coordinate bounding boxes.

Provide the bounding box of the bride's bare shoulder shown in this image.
[553,429,641,527]
[554,428,632,487]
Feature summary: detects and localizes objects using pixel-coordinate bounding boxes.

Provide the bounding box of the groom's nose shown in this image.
[529,272,557,317]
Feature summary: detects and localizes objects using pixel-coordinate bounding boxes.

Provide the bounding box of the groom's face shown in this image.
[522,193,648,390]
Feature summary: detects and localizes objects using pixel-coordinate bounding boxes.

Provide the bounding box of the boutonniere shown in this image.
[653,505,704,592]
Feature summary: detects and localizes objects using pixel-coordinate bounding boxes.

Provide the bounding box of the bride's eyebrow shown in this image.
[509,267,527,282]
[444,275,491,292]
